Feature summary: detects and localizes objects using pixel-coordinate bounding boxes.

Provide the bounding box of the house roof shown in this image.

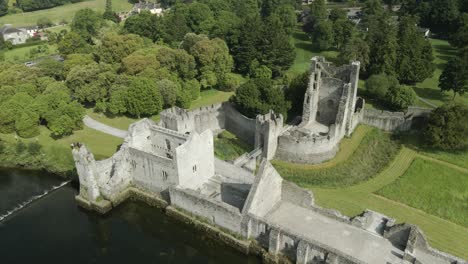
[134,2,160,9]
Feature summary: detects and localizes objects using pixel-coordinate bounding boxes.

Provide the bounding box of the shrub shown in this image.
[27,142,42,155]
[425,103,468,150]
[387,85,416,111]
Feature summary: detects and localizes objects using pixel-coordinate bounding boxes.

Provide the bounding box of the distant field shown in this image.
[377,158,468,227]
[0,0,132,27]
[214,130,252,161]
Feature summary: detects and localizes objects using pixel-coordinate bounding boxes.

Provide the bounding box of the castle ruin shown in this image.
[72,57,463,264]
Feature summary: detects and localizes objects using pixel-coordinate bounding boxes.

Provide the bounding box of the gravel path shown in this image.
[82,115,128,139]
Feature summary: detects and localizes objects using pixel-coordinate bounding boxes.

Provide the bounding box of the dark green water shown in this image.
[0,169,261,264]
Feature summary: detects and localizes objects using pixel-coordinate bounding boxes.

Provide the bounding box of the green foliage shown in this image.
[286,71,309,113]
[439,57,467,99]
[312,20,334,50]
[65,62,115,104]
[396,16,434,84]
[71,8,102,41]
[365,73,397,99]
[218,73,243,92]
[214,130,253,161]
[273,128,400,187]
[387,85,417,110]
[37,58,64,80]
[126,77,163,117]
[96,33,145,64]
[338,37,370,72]
[157,79,178,108]
[16,141,27,154]
[58,31,91,55]
[0,0,8,17]
[425,103,468,150]
[37,17,54,28]
[231,78,291,119]
[27,142,42,155]
[366,16,397,75]
[16,0,84,12]
[15,110,40,138]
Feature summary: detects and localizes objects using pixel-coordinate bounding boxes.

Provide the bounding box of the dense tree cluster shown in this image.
[123,0,296,77]
[230,78,291,119]
[0,0,8,16]
[0,64,84,138]
[425,103,468,150]
[365,73,416,110]
[16,0,83,12]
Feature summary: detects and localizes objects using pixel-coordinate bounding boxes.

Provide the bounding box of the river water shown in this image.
[0,169,260,264]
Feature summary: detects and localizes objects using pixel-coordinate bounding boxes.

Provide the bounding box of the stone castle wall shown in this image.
[362,107,431,132]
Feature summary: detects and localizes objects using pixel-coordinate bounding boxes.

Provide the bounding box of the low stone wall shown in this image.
[169,186,243,233]
[362,107,431,132]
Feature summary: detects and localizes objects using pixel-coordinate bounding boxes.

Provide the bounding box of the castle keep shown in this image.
[73,57,463,264]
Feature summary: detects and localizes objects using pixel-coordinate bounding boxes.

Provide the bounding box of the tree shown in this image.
[333,19,355,49]
[46,101,84,138]
[37,17,53,29]
[37,58,64,80]
[396,16,434,84]
[27,142,42,155]
[126,78,163,117]
[123,11,163,41]
[103,0,118,22]
[232,15,262,74]
[312,20,334,50]
[366,16,397,75]
[272,5,297,34]
[96,33,145,64]
[57,31,91,56]
[439,58,467,99]
[425,103,468,150]
[0,0,8,17]
[286,71,309,113]
[162,8,191,43]
[157,79,179,108]
[63,53,94,75]
[259,14,295,76]
[387,85,416,110]
[427,0,460,35]
[231,78,291,119]
[361,0,385,27]
[66,63,115,104]
[338,37,370,73]
[329,8,347,22]
[71,8,103,42]
[15,110,40,138]
[365,73,396,99]
[303,0,327,34]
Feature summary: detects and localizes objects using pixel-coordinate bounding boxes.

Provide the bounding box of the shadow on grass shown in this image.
[412,86,446,101]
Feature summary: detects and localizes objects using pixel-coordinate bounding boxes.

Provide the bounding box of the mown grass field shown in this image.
[214,130,252,161]
[273,126,400,187]
[287,27,338,75]
[0,125,123,161]
[309,148,468,259]
[0,0,132,27]
[88,89,234,130]
[377,158,468,227]
[3,43,58,62]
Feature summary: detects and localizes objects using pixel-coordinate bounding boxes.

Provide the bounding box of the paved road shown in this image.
[83,115,128,139]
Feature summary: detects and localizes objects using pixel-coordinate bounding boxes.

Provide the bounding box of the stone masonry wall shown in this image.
[169,186,243,233]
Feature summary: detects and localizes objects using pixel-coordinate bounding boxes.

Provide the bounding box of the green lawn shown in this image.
[0,0,132,27]
[88,89,234,131]
[288,27,339,75]
[309,148,468,259]
[413,39,468,107]
[0,125,123,161]
[273,126,400,187]
[3,43,58,62]
[377,158,468,227]
[214,130,252,161]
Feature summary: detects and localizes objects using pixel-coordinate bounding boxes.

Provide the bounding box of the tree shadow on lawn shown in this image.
[412,86,448,102]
